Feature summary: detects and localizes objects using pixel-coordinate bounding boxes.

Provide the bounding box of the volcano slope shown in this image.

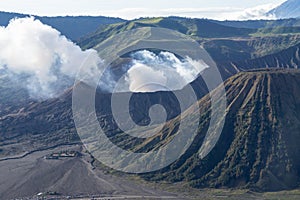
[1,69,300,194]
[131,69,300,192]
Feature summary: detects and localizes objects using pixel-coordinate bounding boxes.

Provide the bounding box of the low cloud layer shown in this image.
[0,17,101,99]
[99,4,279,20]
[124,50,208,92]
[220,4,277,20]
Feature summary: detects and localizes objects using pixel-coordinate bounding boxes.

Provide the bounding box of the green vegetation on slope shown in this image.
[78,17,255,49]
[251,26,300,37]
[79,17,300,64]
[137,69,300,192]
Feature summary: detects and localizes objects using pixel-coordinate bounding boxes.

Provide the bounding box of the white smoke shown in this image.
[124,50,208,92]
[0,18,207,98]
[0,17,102,99]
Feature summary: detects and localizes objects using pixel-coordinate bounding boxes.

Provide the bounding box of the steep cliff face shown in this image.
[235,43,300,70]
[208,42,300,81]
[141,70,300,191]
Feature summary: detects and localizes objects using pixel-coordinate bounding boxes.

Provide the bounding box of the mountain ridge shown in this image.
[268,0,300,19]
[0,11,125,41]
[139,69,300,191]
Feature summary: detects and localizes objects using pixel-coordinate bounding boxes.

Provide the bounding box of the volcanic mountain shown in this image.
[1,15,300,198]
[1,69,300,193]
[138,69,300,191]
[268,0,300,19]
[78,16,300,83]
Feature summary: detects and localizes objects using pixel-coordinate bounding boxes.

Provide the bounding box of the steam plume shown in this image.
[124,50,208,92]
[0,17,101,99]
[0,18,207,98]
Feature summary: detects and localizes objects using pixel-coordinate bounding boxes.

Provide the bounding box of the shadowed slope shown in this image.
[140,69,300,191]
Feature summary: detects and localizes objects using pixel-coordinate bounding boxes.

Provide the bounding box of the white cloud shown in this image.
[98,7,243,20]
[0,17,102,99]
[98,4,279,20]
[124,50,209,92]
[0,18,210,97]
[218,4,278,20]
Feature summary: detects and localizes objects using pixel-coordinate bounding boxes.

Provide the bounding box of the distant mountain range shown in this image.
[1,3,300,44]
[0,11,125,41]
[268,0,300,19]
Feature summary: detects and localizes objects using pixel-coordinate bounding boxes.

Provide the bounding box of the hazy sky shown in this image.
[0,0,286,19]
